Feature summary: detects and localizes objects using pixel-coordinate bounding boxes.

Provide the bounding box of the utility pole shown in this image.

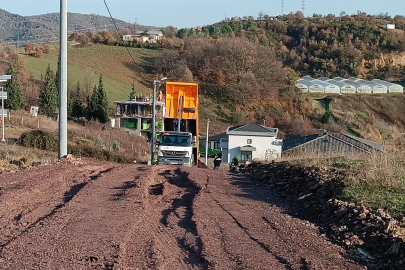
[205,119,210,165]
[1,86,6,142]
[151,80,157,165]
[302,0,306,16]
[58,0,68,159]
[151,77,167,165]
[281,0,284,15]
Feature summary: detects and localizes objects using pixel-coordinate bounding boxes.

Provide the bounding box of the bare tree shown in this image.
[77,34,90,47]
[164,26,178,38]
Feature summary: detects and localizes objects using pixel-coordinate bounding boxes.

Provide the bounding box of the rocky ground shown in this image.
[242,162,405,270]
[0,159,365,270]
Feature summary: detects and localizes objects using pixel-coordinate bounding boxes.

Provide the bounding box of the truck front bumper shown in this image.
[158,157,192,167]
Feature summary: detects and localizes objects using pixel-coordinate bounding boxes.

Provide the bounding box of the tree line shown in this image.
[38,64,110,123]
[163,12,405,80]
[4,61,109,124]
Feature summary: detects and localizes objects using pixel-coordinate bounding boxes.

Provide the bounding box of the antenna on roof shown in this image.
[302,0,306,16]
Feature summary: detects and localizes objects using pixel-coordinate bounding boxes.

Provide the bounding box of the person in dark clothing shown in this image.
[213,155,222,170]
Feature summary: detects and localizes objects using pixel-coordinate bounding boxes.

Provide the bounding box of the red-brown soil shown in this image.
[0,161,364,269]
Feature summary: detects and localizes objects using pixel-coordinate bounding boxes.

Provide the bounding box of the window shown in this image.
[241,151,252,162]
[247,139,252,144]
[213,142,220,149]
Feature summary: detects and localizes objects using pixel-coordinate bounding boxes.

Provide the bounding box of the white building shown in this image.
[220,124,282,163]
[384,24,396,30]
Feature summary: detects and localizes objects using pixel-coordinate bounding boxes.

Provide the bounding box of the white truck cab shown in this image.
[157,131,195,166]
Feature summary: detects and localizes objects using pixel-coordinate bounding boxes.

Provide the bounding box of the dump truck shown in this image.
[157,82,199,166]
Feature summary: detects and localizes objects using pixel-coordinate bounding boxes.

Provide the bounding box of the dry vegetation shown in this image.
[283,151,405,214]
[3,112,150,165]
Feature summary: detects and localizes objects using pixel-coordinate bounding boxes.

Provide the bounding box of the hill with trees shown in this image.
[155,12,405,141]
[0,8,139,44]
[3,9,405,144]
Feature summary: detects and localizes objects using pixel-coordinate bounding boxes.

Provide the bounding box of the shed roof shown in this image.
[282,133,384,154]
[226,124,278,136]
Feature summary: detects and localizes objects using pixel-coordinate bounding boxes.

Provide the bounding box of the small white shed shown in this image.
[384,24,396,30]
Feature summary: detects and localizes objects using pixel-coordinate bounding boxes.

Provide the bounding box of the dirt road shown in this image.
[0,162,364,270]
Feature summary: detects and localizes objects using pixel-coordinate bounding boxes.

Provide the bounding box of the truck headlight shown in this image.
[185,152,190,158]
[158,151,163,157]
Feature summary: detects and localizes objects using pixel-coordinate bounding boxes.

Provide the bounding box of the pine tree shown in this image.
[4,65,24,111]
[55,59,60,106]
[72,82,85,118]
[87,85,98,120]
[39,64,58,117]
[67,85,73,118]
[128,85,136,100]
[86,75,109,123]
[96,74,109,123]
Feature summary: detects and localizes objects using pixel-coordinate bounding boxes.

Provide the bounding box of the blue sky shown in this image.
[2,0,405,28]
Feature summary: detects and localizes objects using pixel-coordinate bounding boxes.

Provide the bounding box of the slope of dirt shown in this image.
[0,162,364,269]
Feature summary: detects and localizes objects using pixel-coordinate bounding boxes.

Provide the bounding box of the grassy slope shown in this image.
[21,43,158,101]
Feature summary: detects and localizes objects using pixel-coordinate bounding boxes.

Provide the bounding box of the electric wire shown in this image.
[103,0,137,65]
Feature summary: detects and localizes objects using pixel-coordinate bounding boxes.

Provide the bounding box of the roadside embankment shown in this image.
[242,159,405,270]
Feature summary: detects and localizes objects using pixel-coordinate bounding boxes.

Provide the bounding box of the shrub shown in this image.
[112,140,120,151]
[233,156,239,166]
[19,130,58,151]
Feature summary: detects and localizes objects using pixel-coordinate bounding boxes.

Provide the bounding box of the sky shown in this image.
[1,0,405,28]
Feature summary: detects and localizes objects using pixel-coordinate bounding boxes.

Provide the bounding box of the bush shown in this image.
[19,130,58,151]
[233,156,239,166]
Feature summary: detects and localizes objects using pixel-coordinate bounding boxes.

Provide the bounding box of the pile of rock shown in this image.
[58,154,85,165]
[243,162,405,270]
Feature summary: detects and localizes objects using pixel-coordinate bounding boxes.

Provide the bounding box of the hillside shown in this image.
[0,9,135,44]
[3,10,405,143]
[19,43,158,101]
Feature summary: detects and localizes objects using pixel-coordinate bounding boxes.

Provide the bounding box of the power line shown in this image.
[103,0,137,65]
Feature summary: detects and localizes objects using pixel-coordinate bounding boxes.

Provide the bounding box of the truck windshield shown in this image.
[160,135,191,146]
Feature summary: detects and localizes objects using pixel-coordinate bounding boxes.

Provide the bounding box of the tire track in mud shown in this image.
[210,196,294,270]
[201,171,294,269]
[159,168,210,269]
[0,165,115,253]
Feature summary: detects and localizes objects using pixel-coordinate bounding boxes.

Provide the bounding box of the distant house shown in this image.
[122,35,136,41]
[220,124,282,163]
[282,130,384,156]
[122,30,163,43]
[135,30,163,40]
[384,24,396,30]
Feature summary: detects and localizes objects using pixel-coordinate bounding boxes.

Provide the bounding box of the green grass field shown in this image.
[20,43,159,102]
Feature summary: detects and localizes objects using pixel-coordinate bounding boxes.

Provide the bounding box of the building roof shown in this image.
[228,124,278,133]
[282,133,384,154]
[136,30,162,35]
[114,100,165,106]
[203,132,227,142]
[282,134,319,152]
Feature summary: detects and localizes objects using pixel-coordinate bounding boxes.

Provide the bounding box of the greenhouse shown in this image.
[296,76,403,94]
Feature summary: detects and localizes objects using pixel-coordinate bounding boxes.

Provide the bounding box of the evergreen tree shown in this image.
[96,74,109,123]
[128,85,136,100]
[4,65,24,110]
[55,59,60,92]
[39,64,58,117]
[87,85,98,120]
[67,85,73,118]
[55,59,60,106]
[86,75,109,123]
[72,82,85,118]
